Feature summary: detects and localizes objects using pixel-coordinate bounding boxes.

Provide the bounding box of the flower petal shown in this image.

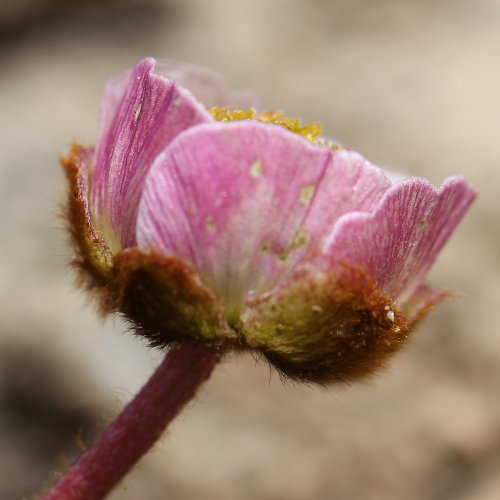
[300,149,391,248]
[322,176,476,306]
[97,66,133,155]
[90,57,213,250]
[156,59,259,108]
[136,121,333,320]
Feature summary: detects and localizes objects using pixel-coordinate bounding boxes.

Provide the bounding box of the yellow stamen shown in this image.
[210,107,257,122]
[209,107,339,148]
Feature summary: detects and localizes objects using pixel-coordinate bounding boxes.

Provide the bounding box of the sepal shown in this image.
[240,265,410,384]
[111,249,236,348]
[62,144,114,290]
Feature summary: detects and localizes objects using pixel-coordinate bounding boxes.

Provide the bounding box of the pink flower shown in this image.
[64,57,476,384]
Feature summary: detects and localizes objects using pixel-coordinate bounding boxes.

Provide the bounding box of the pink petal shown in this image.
[322,176,476,306]
[90,57,213,249]
[136,121,333,319]
[301,149,391,248]
[156,59,259,109]
[97,66,133,155]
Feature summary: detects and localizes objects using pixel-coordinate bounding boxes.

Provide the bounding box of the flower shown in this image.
[63,57,476,384]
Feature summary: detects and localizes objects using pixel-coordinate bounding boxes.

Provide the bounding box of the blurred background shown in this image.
[0,0,499,499]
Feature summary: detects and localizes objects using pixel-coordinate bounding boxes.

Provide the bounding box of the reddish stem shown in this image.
[41,341,222,500]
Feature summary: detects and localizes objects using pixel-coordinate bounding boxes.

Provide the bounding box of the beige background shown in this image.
[0,1,499,499]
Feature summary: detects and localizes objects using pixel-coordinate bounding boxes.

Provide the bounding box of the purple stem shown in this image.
[41,341,222,500]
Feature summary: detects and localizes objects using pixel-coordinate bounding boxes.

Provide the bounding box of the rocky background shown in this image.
[0,1,499,499]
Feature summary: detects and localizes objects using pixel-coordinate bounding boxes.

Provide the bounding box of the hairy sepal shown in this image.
[240,265,411,385]
[62,144,114,295]
[112,249,235,348]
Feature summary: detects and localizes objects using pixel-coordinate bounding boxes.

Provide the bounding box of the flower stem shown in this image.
[41,341,222,500]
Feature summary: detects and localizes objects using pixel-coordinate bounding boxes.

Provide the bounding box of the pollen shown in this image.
[210,106,325,146]
[300,184,316,206]
[292,229,311,249]
[250,160,264,178]
[257,110,323,144]
[205,216,216,231]
[276,229,311,263]
[261,241,272,254]
[209,107,257,122]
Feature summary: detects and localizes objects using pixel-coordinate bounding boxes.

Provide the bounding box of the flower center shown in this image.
[210,107,337,147]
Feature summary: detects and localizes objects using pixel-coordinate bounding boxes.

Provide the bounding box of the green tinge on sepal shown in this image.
[240,267,409,384]
[112,249,237,348]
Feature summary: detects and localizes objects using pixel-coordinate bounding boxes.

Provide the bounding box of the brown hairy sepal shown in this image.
[112,249,236,348]
[61,144,113,304]
[240,266,412,385]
